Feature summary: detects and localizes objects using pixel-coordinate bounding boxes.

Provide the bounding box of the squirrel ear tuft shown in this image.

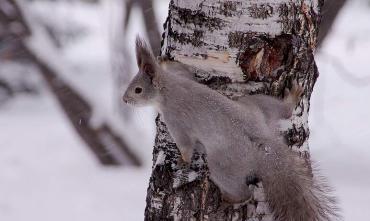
[135,36,156,78]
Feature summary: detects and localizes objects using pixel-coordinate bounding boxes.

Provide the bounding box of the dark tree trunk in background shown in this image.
[123,0,162,55]
[137,0,161,55]
[145,0,322,220]
[0,0,30,60]
[0,0,141,166]
[318,0,347,46]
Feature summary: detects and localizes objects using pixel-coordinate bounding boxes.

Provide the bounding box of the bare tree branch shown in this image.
[123,0,134,33]
[122,0,161,55]
[1,0,141,166]
[137,0,161,55]
[320,51,370,86]
[24,44,141,166]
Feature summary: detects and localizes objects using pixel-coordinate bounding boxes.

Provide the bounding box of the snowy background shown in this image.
[1,0,370,220]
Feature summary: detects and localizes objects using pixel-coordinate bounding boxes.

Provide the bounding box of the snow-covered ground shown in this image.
[0,1,369,220]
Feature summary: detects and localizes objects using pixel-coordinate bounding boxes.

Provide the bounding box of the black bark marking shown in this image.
[248,3,274,19]
[228,31,255,49]
[196,74,232,88]
[171,29,204,47]
[220,1,242,17]
[173,6,225,31]
[285,124,308,147]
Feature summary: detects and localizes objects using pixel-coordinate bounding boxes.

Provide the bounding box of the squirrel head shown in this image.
[123,37,161,106]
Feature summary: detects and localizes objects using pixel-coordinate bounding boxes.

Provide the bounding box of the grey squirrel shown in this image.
[159,56,303,131]
[123,37,340,221]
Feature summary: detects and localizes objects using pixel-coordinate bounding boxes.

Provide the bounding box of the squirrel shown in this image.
[236,81,304,138]
[158,56,303,133]
[123,37,340,221]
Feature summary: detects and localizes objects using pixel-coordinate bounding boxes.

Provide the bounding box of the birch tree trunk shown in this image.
[145,0,322,220]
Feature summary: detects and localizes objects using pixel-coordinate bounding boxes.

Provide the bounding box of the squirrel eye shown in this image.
[135,87,143,94]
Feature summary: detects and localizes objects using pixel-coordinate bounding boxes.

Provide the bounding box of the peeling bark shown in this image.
[147,0,323,220]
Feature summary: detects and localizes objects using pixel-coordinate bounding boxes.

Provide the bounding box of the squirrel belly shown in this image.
[123,37,340,221]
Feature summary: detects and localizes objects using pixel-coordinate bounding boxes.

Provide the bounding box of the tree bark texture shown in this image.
[145,0,323,220]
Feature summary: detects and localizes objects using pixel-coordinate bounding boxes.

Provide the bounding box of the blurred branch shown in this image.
[318,0,370,87]
[114,0,161,121]
[0,0,31,37]
[318,0,347,47]
[23,45,141,166]
[320,51,370,87]
[123,0,161,55]
[346,30,370,52]
[0,0,30,60]
[0,79,13,104]
[0,60,40,103]
[1,0,141,166]
[137,0,161,55]
[123,0,134,33]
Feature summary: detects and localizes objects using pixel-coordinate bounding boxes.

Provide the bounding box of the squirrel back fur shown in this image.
[123,37,340,221]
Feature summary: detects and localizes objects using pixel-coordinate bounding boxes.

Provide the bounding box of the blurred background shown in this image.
[0,0,369,220]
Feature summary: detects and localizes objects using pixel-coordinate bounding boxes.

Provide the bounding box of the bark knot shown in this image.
[235,34,295,81]
[248,3,274,19]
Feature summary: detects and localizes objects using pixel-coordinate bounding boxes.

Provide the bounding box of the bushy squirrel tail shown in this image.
[259,142,341,221]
